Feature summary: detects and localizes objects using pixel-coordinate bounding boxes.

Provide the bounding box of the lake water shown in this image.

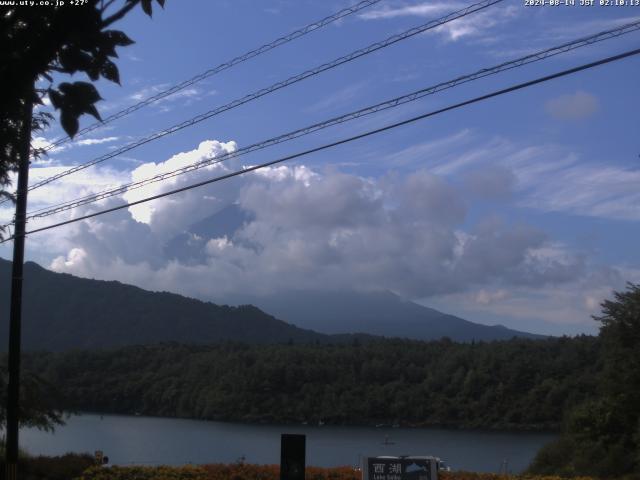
[20,413,555,473]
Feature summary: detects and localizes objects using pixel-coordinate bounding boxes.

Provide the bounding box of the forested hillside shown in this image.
[0,259,332,350]
[528,283,640,478]
[0,259,541,350]
[21,336,598,431]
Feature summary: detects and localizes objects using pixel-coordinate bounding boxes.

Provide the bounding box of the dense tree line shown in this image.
[17,336,599,431]
[528,283,640,478]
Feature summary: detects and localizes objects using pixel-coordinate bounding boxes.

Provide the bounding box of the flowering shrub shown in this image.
[77,465,209,480]
[441,473,595,480]
[201,464,359,480]
[74,464,599,480]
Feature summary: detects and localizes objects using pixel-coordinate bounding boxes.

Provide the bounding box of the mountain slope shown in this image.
[170,204,545,342]
[0,258,542,351]
[226,289,545,342]
[0,259,328,351]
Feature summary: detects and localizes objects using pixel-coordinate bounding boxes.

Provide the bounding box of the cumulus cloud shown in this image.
[50,247,87,270]
[32,139,590,305]
[122,139,237,227]
[4,133,631,334]
[545,91,599,120]
[474,289,508,305]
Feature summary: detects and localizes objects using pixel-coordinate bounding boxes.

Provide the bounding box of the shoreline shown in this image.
[63,410,560,435]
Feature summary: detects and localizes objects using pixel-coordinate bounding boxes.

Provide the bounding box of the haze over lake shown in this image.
[20,413,555,473]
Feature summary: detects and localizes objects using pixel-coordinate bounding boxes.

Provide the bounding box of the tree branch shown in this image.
[101,0,118,14]
[101,1,138,27]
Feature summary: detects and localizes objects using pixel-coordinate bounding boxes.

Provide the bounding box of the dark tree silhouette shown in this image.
[529,283,640,478]
[0,0,166,436]
[0,0,165,204]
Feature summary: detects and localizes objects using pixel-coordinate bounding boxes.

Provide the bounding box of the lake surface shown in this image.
[20,413,555,473]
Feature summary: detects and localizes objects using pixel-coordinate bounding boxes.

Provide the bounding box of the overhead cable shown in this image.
[40,0,387,152]
[3,46,637,243]
[22,20,640,221]
[23,0,503,194]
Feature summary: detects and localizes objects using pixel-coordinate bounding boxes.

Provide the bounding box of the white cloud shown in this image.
[206,236,232,254]
[32,136,66,154]
[474,289,508,305]
[383,129,473,167]
[251,165,317,186]
[359,2,519,42]
[122,139,237,226]
[545,91,599,120]
[128,85,201,103]
[516,160,640,221]
[75,136,120,146]
[2,135,632,334]
[304,82,368,113]
[411,131,640,222]
[35,139,587,305]
[99,83,212,114]
[427,260,632,333]
[30,135,121,163]
[359,2,456,20]
[51,247,87,270]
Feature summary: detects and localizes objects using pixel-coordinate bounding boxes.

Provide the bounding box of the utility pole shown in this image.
[5,81,35,480]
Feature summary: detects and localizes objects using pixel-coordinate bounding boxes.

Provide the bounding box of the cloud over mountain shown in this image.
[32,139,587,305]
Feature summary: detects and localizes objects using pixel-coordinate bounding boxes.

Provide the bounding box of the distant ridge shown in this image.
[166,205,545,342]
[225,289,545,342]
[0,258,542,352]
[0,259,335,351]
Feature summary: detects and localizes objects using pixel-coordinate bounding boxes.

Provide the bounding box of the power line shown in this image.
[4,47,637,243]
[22,0,503,194]
[21,19,640,221]
[40,0,386,152]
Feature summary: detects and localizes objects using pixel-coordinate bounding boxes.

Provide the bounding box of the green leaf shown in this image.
[98,35,119,58]
[84,104,102,122]
[60,111,79,138]
[53,82,104,136]
[100,60,120,84]
[58,48,93,74]
[141,0,153,16]
[60,81,102,105]
[32,91,43,105]
[103,30,135,47]
[87,67,101,81]
[48,89,63,109]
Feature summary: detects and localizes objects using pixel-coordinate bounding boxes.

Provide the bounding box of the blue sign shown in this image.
[365,457,436,480]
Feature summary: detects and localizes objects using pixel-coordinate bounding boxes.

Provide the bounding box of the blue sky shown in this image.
[2,0,639,336]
